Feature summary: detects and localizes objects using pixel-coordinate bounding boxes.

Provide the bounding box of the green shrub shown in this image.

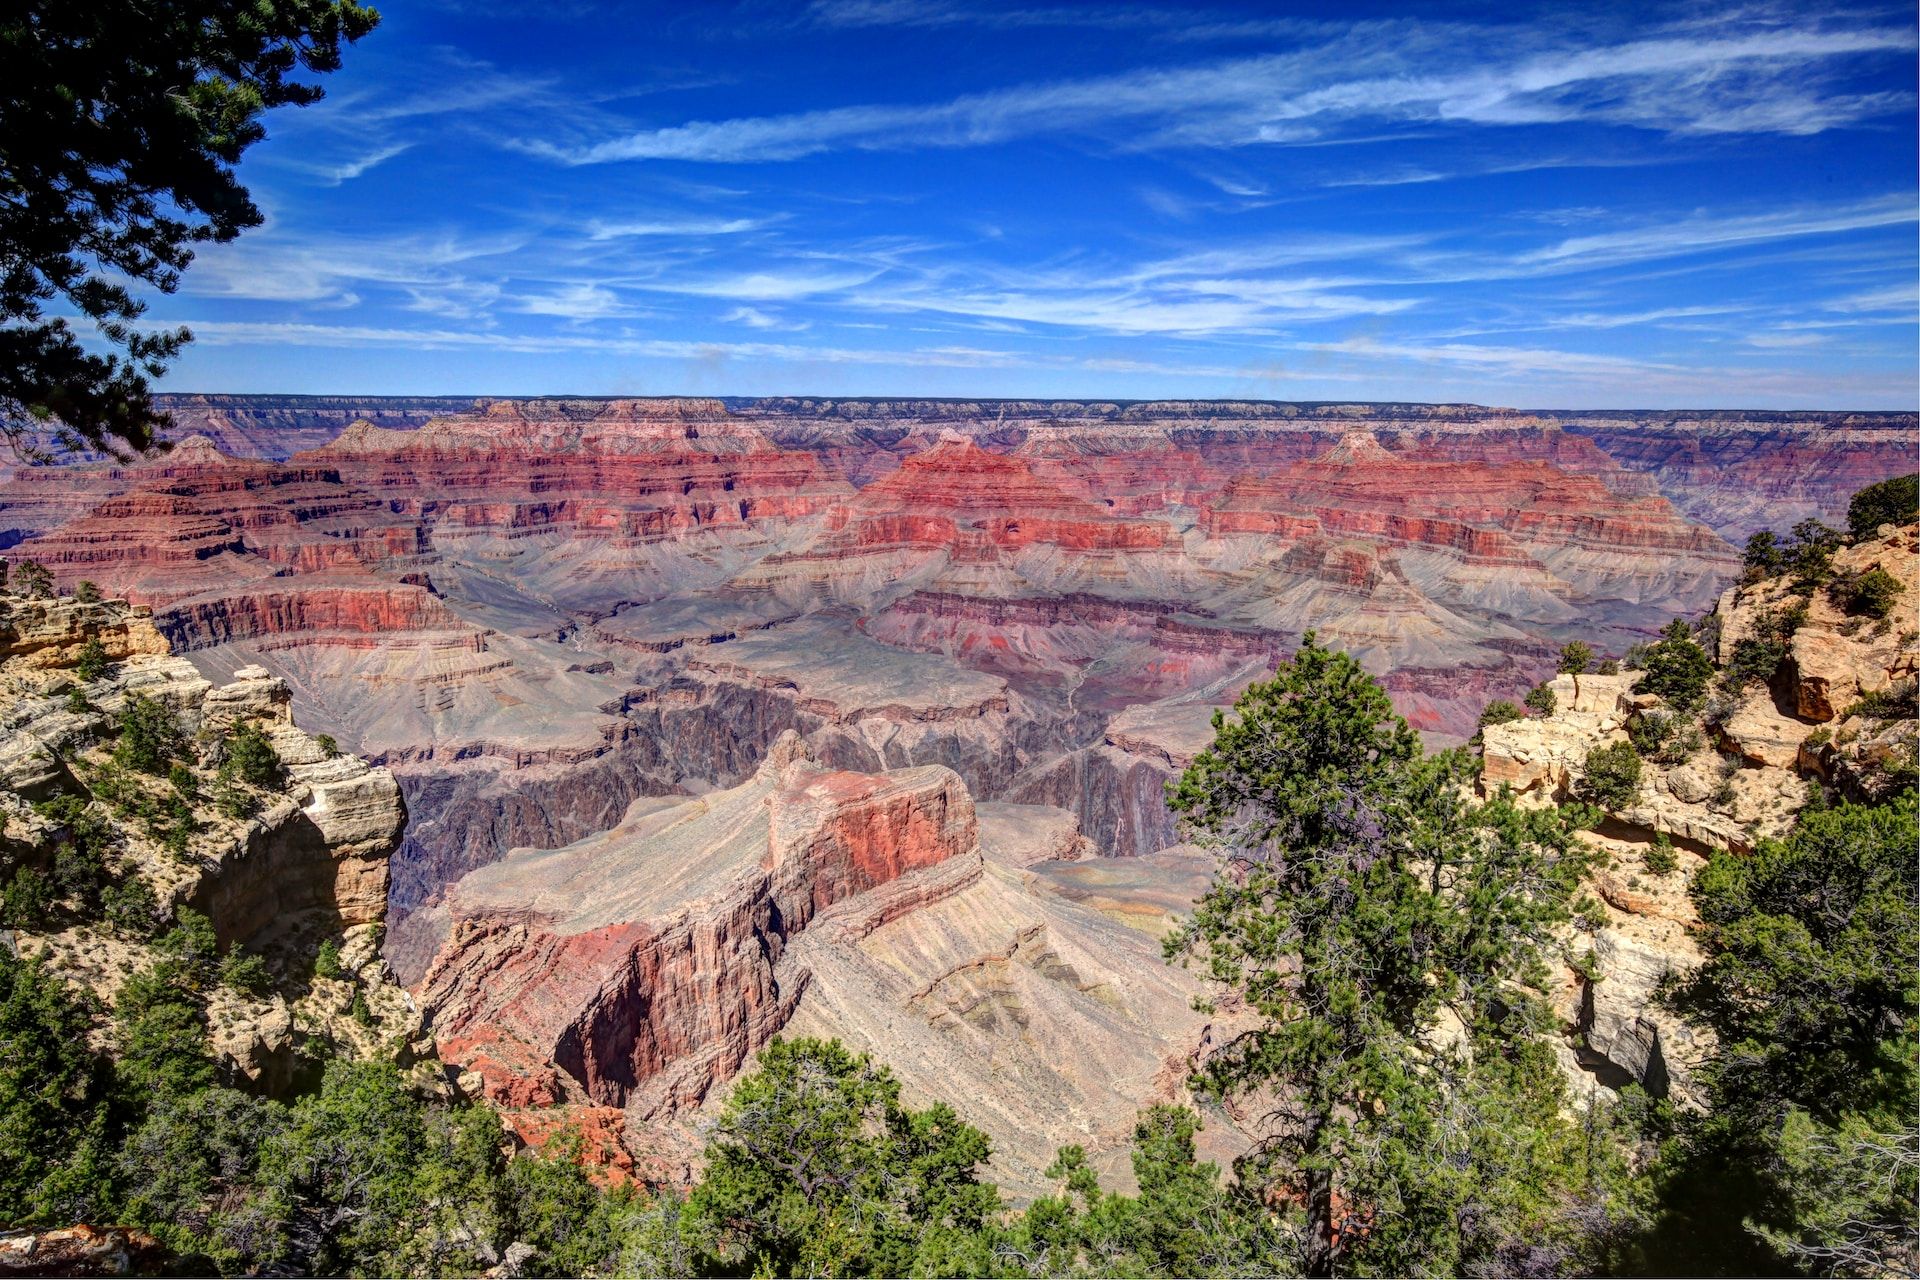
[211,777,255,821]
[219,723,284,790]
[74,638,110,682]
[1643,834,1679,876]
[315,734,340,759]
[1840,567,1905,620]
[313,939,344,981]
[1724,636,1785,689]
[1597,658,1620,675]
[154,910,221,988]
[113,964,215,1099]
[1842,679,1918,723]
[219,951,273,998]
[73,580,101,604]
[64,687,92,715]
[1477,700,1524,730]
[1524,683,1558,716]
[1742,530,1785,583]
[0,952,109,1224]
[1581,740,1644,810]
[101,877,160,937]
[1633,707,1705,763]
[1636,618,1715,712]
[166,764,198,802]
[1557,641,1593,675]
[1,867,54,928]
[11,559,52,598]
[1787,519,1844,589]
[1629,709,1673,756]
[1846,472,1918,539]
[113,694,184,776]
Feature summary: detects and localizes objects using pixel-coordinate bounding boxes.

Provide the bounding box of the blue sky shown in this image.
[145,1,1918,407]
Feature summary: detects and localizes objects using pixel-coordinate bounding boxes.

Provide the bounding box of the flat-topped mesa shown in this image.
[1198,435,1735,609]
[21,493,255,597]
[161,578,465,650]
[419,730,980,1115]
[10,436,431,608]
[316,397,764,460]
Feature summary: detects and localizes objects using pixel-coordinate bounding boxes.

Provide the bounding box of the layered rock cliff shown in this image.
[419,731,979,1116]
[418,731,1237,1194]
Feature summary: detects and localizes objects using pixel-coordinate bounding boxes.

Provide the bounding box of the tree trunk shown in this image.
[1304,1119,1335,1278]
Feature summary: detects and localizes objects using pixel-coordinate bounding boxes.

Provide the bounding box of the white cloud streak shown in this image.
[528,17,1913,164]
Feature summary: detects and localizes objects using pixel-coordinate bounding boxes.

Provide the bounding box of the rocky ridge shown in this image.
[1480,520,1918,1106]
[0,592,424,1094]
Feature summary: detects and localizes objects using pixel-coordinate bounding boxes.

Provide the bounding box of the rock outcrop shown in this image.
[1480,520,1919,1106]
[420,738,1236,1195]
[0,592,416,1094]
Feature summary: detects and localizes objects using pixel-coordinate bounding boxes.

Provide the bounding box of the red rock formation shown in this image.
[159,580,462,648]
[821,438,1178,555]
[421,734,978,1114]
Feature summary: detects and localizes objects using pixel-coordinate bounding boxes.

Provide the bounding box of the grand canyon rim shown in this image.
[1,0,1916,1277]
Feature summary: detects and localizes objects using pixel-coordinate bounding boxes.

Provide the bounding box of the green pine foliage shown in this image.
[1163,633,1621,1276]
[1,0,379,458]
[1581,740,1644,810]
[1635,619,1715,712]
[220,722,285,790]
[686,1036,1001,1276]
[1649,793,1919,1275]
[10,559,52,597]
[112,693,185,775]
[1477,698,1524,730]
[1846,473,1919,540]
[1839,566,1905,620]
[73,637,110,681]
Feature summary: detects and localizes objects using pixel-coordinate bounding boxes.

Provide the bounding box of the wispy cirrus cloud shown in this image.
[526,15,1912,164]
[583,216,768,240]
[126,5,1916,408]
[1510,194,1918,272]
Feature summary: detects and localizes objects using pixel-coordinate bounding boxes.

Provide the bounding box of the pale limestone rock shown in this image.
[1581,924,1705,1103]
[202,664,294,726]
[1663,761,1714,804]
[1720,692,1809,768]
[1478,672,1633,800]
[205,989,298,1094]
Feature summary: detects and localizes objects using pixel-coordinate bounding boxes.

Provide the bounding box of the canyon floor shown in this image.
[3,395,1912,1188]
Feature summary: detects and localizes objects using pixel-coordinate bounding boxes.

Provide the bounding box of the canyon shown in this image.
[2,396,1911,1184]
